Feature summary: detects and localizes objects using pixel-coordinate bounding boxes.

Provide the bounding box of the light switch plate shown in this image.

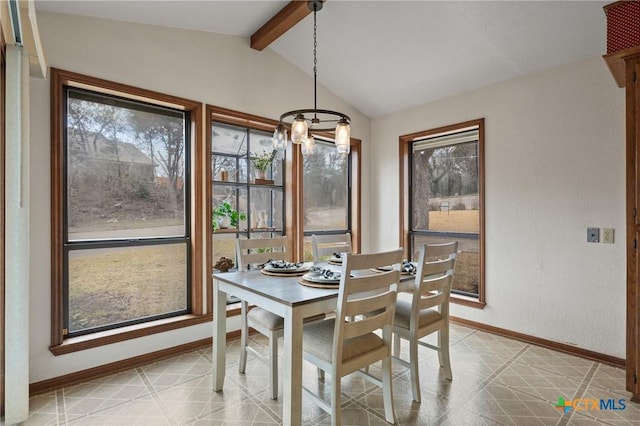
[587,227,600,243]
[602,228,614,244]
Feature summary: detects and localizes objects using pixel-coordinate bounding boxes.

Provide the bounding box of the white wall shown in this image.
[370,56,626,358]
[29,12,370,383]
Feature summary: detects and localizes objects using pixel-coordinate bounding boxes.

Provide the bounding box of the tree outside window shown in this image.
[402,119,485,304]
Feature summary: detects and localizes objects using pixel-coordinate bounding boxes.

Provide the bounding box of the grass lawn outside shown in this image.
[67,210,480,332]
[68,244,187,332]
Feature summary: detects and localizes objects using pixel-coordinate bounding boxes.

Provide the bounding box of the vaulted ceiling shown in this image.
[35,1,609,118]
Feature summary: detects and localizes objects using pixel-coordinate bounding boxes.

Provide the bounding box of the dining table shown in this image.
[211,262,414,425]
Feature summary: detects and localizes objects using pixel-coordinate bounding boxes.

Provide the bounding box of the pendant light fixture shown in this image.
[272,0,351,155]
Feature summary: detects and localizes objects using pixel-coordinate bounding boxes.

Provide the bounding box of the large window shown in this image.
[302,138,357,260]
[401,119,485,306]
[206,106,361,294]
[51,69,203,347]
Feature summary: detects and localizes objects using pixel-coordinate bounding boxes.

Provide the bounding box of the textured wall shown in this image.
[370,56,626,357]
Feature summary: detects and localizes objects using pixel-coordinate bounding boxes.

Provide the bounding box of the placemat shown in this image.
[297,278,340,289]
[327,259,342,266]
[260,269,307,277]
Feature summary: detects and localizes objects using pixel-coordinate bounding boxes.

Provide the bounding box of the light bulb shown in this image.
[290,113,308,145]
[335,118,350,155]
[301,131,316,155]
[272,124,287,151]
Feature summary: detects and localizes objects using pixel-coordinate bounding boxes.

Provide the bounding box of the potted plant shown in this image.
[250,151,275,180]
[212,201,246,231]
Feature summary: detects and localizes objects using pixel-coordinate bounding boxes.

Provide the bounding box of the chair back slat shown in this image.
[345,291,397,318]
[345,249,397,270]
[421,272,453,294]
[420,257,455,278]
[312,233,352,262]
[236,236,288,271]
[347,271,398,295]
[343,307,393,340]
[423,241,458,259]
[418,275,451,310]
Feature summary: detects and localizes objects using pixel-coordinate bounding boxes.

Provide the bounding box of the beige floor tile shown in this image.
[21,326,637,425]
[20,412,60,426]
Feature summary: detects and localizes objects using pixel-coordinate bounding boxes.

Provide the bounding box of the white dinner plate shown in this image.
[263,262,311,273]
[302,273,341,284]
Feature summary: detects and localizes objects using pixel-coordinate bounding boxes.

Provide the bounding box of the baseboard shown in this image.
[451,316,625,368]
[30,318,626,396]
[29,330,241,396]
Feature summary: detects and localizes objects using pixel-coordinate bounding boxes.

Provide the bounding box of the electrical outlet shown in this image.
[602,228,614,244]
[587,227,600,243]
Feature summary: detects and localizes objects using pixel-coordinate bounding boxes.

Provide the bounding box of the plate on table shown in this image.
[262,260,311,274]
[302,267,342,284]
[327,253,343,265]
[374,261,417,275]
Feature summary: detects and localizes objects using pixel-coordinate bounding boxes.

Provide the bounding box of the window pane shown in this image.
[412,234,479,296]
[67,89,186,240]
[213,153,247,184]
[303,141,349,231]
[213,233,236,265]
[412,141,479,232]
[410,126,481,298]
[303,236,314,262]
[250,187,283,231]
[68,244,187,333]
[212,123,249,156]
[212,187,248,231]
[249,130,283,185]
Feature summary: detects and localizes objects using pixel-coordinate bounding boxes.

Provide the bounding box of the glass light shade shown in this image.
[272,124,287,151]
[335,119,351,155]
[290,113,308,145]
[301,132,316,155]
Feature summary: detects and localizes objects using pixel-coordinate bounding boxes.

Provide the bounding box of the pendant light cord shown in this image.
[313,7,318,114]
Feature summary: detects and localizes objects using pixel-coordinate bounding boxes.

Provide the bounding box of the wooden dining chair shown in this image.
[392,241,458,403]
[302,249,403,425]
[236,236,288,400]
[311,232,352,262]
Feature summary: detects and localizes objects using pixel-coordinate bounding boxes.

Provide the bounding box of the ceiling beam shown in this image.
[251,0,324,51]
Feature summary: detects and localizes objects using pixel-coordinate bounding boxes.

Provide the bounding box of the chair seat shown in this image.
[248,307,284,330]
[248,307,325,331]
[303,318,384,363]
[394,297,443,330]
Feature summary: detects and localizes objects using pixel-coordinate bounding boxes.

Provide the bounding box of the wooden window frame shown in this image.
[399,118,485,308]
[50,69,204,354]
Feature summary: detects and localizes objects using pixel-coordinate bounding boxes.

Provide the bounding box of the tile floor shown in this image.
[13,324,640,425]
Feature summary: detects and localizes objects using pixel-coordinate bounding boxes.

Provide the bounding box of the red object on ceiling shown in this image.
[606,1,640,54]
